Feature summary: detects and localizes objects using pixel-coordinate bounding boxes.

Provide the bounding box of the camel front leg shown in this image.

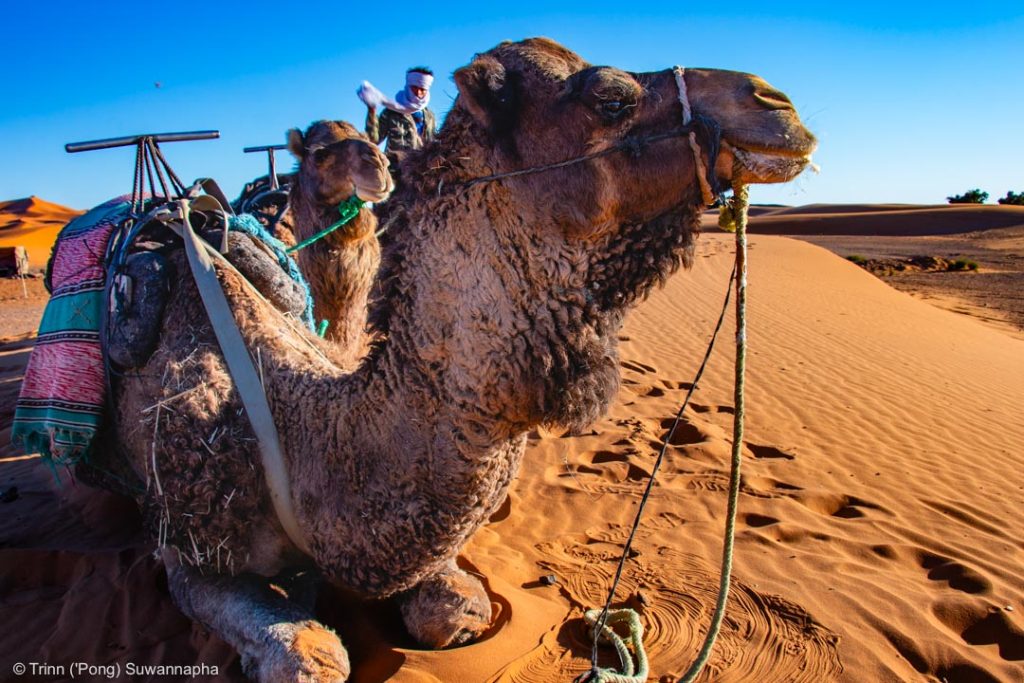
[399,559,493,648]
[164,552,349,682]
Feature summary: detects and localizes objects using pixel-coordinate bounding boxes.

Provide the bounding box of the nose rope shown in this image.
[285,195,365,254]
[674,66,718,207]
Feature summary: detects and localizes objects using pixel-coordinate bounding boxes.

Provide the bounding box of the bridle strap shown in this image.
[674,66,719,206]
[450,128,696,191]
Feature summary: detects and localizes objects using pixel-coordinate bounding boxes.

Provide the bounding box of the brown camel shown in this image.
[106,38,815,681]
[285,121,392,352]
[229,121,391,351]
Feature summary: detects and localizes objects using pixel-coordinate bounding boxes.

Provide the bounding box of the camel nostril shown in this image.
[753,88,794,111]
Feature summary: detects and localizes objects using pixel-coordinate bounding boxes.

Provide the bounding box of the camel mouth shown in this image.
[355,186,392,203]
[716,140,815,186]
[355,174,396,204]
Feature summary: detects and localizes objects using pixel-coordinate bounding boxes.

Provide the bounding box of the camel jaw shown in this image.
[716,140,816,186]
[355,186,392,203]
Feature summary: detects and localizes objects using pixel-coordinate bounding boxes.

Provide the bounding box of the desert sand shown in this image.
[0,197,82,270]
[735,203,1024,337]
[1,201,1022,682]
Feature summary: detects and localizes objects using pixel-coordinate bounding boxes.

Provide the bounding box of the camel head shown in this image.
[447,37,816,237]
[287,120,394,206]
[384,38,817,431]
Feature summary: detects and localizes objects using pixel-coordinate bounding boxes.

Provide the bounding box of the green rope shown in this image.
[675,181,748,683]
[285,195,365,254]
[581,609,649,682]
[578,183,750,683]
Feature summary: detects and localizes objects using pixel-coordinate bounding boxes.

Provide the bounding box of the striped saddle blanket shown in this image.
[11,196,316,469]
[11,197,129,467]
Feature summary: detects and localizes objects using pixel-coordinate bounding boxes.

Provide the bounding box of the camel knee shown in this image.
[400,563,492,648]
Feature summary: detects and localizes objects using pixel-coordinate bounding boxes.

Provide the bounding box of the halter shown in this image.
[286,195,366,254]
[444,66,725,207]
[673,66,721,206]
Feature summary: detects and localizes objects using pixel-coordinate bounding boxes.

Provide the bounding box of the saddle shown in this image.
[15,131,314,555]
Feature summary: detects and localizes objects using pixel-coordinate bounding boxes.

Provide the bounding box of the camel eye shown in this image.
[312,147,330,165]
[597,97,635,120]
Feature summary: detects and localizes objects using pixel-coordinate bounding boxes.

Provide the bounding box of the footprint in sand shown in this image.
[744,513,781,528]
[689,402,734,415]
[656,417,709,447]
[579,450,651,484]
[932,598,1024,662]
[793,491,888,520]
[619,359,658,375]
[744,475,804,497]
[624,383,666,398]
[917,551,993,595]
[746,443,796,460]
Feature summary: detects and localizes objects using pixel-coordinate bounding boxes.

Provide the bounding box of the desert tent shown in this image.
[0,246,29,276]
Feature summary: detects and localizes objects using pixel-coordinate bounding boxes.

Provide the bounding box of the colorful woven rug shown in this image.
[11,197,318,467]
[12,197,130,466]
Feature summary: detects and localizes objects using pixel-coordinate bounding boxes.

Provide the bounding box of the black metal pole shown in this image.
[66,130,219,153]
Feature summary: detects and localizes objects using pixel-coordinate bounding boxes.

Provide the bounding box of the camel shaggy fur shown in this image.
[104,38,815,681]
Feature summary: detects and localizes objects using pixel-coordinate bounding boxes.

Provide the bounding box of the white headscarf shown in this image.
[358,70,433,115]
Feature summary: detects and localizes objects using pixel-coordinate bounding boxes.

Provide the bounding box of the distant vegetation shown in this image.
[998,191,1024,206]
[949,258,980,271]
[846,255,979,274]
[947,189,989,204]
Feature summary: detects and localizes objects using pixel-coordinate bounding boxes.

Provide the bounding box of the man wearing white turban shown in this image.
[358,67,438,153]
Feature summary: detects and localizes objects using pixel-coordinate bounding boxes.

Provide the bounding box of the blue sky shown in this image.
[2,1,1022,209]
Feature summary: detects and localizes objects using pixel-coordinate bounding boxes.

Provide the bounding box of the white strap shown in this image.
[673,66,717,207]
[174,199,312,556]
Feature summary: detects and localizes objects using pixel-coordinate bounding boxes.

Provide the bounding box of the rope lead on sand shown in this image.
[578,179,750,683]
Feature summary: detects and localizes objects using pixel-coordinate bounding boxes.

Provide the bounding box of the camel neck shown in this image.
[277,336,525,595]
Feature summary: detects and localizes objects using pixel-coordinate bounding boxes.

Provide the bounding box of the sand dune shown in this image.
[0,196,82,269]
[2,232,1022,682]
[742,203,1024,236]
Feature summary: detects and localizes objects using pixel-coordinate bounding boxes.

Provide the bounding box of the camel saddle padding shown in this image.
[105,208,309,371]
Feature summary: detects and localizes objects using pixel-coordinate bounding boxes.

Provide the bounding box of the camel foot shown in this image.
[401,561,493,648]
[163,552,348,682]
[243,621,350,683]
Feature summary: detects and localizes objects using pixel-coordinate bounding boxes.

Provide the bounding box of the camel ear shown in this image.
[287,128,305,160]
[454,56,517,131]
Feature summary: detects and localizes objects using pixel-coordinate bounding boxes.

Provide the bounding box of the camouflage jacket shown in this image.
[365,106,437,152]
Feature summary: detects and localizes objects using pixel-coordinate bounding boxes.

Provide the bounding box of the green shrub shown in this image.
[997,191,1024,206]
[947,189,988,204]
[948,259,979,271]
[846,254,867,265]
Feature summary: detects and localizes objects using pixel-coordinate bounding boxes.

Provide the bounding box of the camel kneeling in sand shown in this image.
[104,38,815,681]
